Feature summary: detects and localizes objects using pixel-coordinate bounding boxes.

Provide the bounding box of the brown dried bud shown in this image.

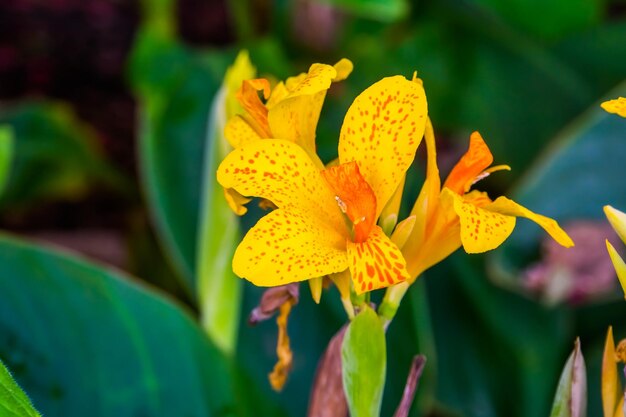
[307,326,348,417]
[249,283,299,325]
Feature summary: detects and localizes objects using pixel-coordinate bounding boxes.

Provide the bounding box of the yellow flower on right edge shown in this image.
[601,97,626,118]
[602,327,626,417]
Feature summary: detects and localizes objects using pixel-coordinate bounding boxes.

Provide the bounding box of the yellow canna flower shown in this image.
[217,75,427,294]
[604,205,626,298]
[601,97,626,118]
[402,129,574,280]
[602,327,625,417]
[222,58,353,215]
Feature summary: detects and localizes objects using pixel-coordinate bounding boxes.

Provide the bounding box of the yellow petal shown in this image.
[485,196,574,248]
[339,76,427,217]
[606,240,626,299]
[601,97,626,118]
[347,225,409,294]
[217,139,344,231]
[443,188,516,254]
[269,300,294,391]
[223,187,251,216]
[309,276,324,304]
[333,58,353,82]
[224,115,262,148]
[379,175,405,233]
[613,397,624,417]
[266,81,289,109]
[603,326,622,417]
[268,64,338,160]
[285,63,337,96]
[604,205,626,245]
[390,215,416,249]
[233,209,347,286]
[330,269,351,300]
[268,91,327,163]
[443,132,494,195]
[409,117,440,246]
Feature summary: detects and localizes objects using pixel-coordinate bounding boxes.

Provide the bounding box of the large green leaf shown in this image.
[0,358,41,417]
[130,26,230,291]
[0,233,276,417]
[428,254,573,417]
[490,83,626,281]
[0,103,124,209]
[342,305,386,417]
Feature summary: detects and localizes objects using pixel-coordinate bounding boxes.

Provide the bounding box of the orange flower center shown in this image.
[321,161,377,243]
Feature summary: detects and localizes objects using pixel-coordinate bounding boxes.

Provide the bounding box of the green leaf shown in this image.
[319,0,409,22]
[0,126,14,196]
[549,339,587,417]
[130,29,229,291]
[342,305,386,417]
[428,254,573,417]
[196,88,243,355]
[0,358,41,417]
[466,0,602,40]
[0,233,244,416]
[0,103,125,209]
[490,82,626,283]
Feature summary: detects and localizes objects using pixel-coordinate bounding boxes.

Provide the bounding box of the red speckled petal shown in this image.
[217,139,345,231]
[485,196,574,248]
[347,225,410,294]
[233,209,348,286]
[442,188,515,253]
[321,161,377,243]
[339,76,427,217]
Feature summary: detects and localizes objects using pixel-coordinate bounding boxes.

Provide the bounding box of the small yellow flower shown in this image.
[222,58,353,215]
[402,128,573,280]
[604,205,626,298]
[601,97,626,118]
[218,75,427,294]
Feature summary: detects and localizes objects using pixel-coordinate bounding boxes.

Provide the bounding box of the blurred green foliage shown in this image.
[0,0,624,416]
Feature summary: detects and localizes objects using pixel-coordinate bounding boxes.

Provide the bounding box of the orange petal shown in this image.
[233,209,348,286]
[217,139,344,231]
[443,132,494,194]
[236,78,272,138]
[347,225,409,294]
[339,76,427,217]
[321,161,377,243]
[603,326,622,417]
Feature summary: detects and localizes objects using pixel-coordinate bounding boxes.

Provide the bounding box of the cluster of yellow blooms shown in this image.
[217,51,626,396]
[217,52,573,307]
